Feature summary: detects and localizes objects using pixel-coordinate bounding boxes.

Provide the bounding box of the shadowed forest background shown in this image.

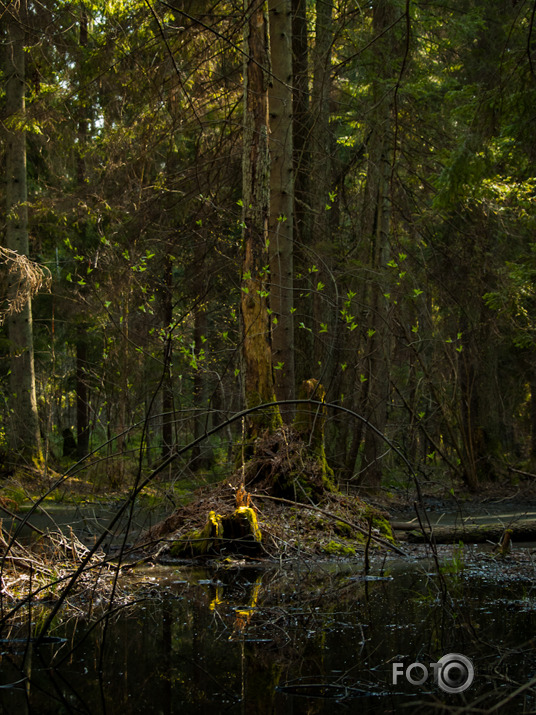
[2,0,536,496]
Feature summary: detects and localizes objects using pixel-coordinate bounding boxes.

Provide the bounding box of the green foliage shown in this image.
[2,0,534,496]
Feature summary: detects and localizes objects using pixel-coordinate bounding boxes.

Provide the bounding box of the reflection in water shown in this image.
[0,558,536,713]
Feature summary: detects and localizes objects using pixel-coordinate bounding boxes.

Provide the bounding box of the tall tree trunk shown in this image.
[291,0,309,246]
[310,0,334,386]
[291,0,312,389]
[530,365,536,472]
[310,0,332,245]
[459,339,479,490]
[76,9,90,460]
[162,255,174,460]
[358,0,396,491]
[268,0,295,419]
[241,0,279,434]
[4,2,42,458]
[360,137,392,491]
[191,266,210,470]
[76,326,90,459]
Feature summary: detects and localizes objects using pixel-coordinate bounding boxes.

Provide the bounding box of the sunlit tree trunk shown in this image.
[241,0,279,434]
[4,1,42,458]
[268,0,295,419]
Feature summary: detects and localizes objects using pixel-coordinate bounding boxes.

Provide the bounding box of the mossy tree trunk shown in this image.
[241,0,280,434]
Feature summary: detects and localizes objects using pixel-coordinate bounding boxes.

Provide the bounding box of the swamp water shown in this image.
[1,548,536,714]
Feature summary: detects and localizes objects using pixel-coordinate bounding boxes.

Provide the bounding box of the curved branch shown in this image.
[24,398,419,641]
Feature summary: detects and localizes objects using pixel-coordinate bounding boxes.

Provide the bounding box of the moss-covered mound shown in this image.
[141,486,400,564]
[139,425,402,562]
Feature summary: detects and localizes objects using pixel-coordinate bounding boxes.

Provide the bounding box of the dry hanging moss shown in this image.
[0,247,51,325]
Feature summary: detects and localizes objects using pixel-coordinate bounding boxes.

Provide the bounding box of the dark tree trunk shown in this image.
[76,328,90,459]
[4,0,42,458]
[268,0,295,420]
[162,256,174,460]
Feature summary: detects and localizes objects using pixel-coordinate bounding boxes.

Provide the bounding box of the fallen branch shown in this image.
[400,520,536,544]
[507,465,536,480]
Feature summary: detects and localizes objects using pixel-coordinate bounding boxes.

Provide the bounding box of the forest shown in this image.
[2,1,536,712]
[2,0,536,496]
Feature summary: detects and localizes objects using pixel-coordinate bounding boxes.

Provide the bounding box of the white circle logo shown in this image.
[436,653,474,693]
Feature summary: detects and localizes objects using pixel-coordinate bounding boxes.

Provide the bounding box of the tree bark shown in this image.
[4,2,42,458]
[268,0,295,419]
[291,0,309,246]
[530,367,536,472]
[162,255,174,460]
[309,0,334,378]
[191,297,210,470]
[241,0,279,434]
[76,326,90,459]
[358,0,397,492]
[76,9,90,461]
[291,0,313,389]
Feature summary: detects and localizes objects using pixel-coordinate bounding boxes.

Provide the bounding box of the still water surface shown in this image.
[1,552,535,714]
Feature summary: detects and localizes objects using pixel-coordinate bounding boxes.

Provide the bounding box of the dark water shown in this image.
[1,553,536,714]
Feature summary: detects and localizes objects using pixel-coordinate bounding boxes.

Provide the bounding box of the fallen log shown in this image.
[394,519,536,544]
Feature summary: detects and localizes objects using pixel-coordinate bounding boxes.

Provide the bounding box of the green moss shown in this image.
[362,506,395,544]
[335,520,353,537]
[168,506,262,558]
[169,510,223,557]
[323,540,356,557]
[321,471,338,492]
[235,506,262,542]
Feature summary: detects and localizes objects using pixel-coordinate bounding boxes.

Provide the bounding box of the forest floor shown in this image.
[3,459,536,552]
[1,455,536,601]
